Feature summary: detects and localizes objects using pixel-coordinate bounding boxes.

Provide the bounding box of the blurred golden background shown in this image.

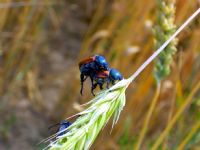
[0,0,200,150]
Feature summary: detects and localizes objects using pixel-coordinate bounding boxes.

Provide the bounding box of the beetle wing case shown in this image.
[78,56,95,67]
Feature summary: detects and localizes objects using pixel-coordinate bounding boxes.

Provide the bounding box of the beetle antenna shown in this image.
[48,122,61,130]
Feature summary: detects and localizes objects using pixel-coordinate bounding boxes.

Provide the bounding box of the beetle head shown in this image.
[109,68,123,81]
[95,55,109,70]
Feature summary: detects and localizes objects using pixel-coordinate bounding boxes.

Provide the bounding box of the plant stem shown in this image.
[151,79,200,150]
[135,82,161,150]
[177,120,200,150]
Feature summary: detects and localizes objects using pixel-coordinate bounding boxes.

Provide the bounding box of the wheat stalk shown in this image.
[44,8,200,150]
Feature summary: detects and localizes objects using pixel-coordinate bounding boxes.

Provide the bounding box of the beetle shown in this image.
[91,68,123,96]
[79,55,109,95]
[49,120,71,137]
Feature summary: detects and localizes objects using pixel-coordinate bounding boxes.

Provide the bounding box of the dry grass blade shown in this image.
[135,83,161,150]
[0,1,58,9]
[151,79,200,150]
[177,120,200,150]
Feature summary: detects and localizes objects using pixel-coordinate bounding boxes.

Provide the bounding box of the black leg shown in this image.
[99,83,103,90]
[91,83,97,96]
[80,74,85,95]
[111,80,115,85]
[106,79,110,89]
[89,75,95,96]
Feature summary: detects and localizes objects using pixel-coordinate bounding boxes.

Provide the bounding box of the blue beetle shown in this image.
[49,120,71,138]
[57,121,71,137]
[91,68,123,95]
[79,55,109,95]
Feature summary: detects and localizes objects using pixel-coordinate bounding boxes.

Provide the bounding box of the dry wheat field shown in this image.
[0,0,200,150]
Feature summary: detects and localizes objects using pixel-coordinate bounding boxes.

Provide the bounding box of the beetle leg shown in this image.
[91,83,97,96]
[80,74,85,95]
[90,76,96,96]
[99,83,103,90]
[111,79,115,85]
[106,78,110,89]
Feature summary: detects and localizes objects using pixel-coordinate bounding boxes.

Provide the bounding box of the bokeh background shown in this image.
[0,0,200,150]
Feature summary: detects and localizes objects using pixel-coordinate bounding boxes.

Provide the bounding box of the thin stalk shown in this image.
[135,83,161,150]
[162,89,176,150]
[151,79,200,150]
[177,120,200,150]
[80,0,107,54]
[0,1,56,9]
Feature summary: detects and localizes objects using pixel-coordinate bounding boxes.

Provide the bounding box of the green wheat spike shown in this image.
[154,0,178,82]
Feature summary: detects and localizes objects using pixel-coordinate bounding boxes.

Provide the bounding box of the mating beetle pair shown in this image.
[79,55,123,96]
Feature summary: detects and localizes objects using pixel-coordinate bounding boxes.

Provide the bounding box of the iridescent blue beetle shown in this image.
[49,120,71,138]
[57,121,71,137]
[91,68,123,95]
[79,55,109,95]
